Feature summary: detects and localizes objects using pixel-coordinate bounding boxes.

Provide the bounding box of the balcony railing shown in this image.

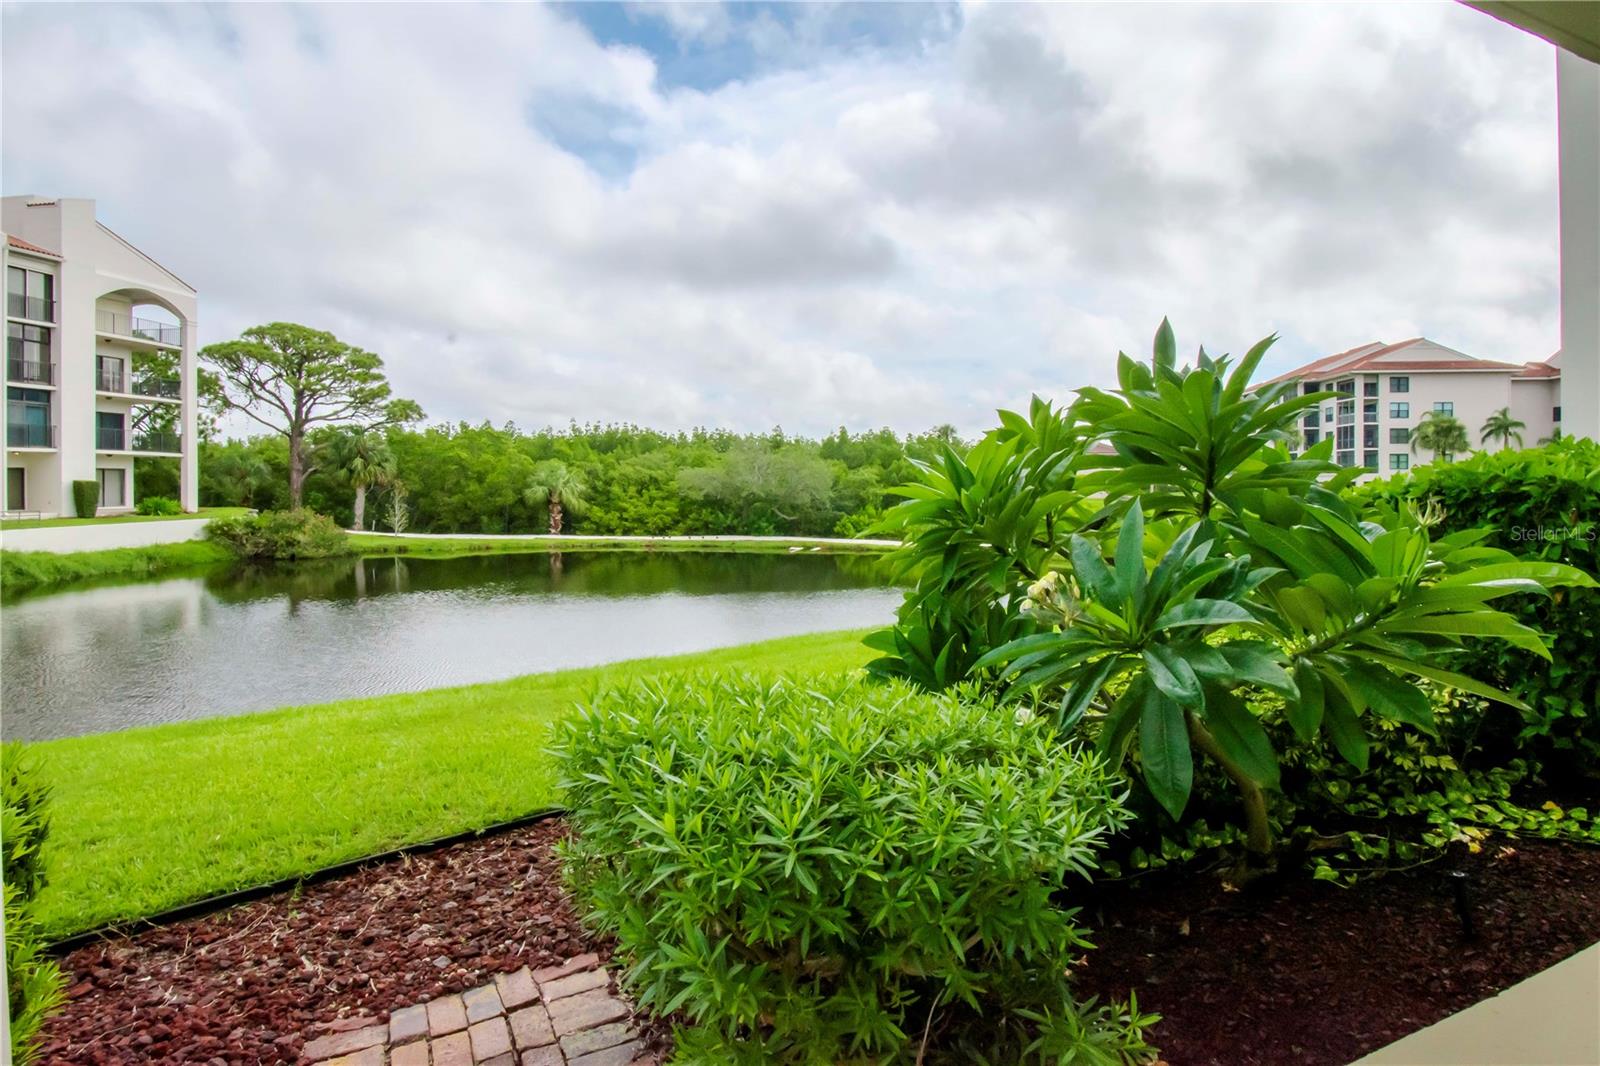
[97,426,126,450]
[7,294,55,322]
[97,367,126,393]
[96,310,182,347]
[133,430,180,454]
[132,376,181,399]
[7,423,55,448]
[6,358,52,385]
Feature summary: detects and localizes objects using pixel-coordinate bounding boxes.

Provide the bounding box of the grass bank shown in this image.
[0,540,234,594]
[348,532,896,559]
[27,629,875,939]
[0,506,249,531]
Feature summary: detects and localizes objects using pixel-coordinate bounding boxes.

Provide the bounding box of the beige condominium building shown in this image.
[3,196,199,516]
[1259,338,1563,479]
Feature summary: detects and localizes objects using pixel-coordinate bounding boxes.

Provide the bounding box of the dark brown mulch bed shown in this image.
[40,819,667,1066]
[42,817,1599,1066]
[1074,839,1600,1065]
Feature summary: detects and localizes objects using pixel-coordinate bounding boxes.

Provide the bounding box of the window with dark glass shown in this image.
[1390,453,1410,471]
[96,354,125,392]
[1390,376,1409,393]
[1363,450,1379,470]
[1390,402,1410,419]
[1363,399,1378,422]
[6,323,50,383]
[6,386,51,446]
[96,410,125,450]
[1433,401,1454,415]
[1554,406,1561,422]
[1390,427,1410,444]
[1363,380,1378,397]
[6,266,54,321]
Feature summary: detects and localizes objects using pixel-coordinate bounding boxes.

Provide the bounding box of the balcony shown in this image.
[8,423,55,448]
[97,425,126,450]
[132,376,181,400]
[133,430,181,454]
[7,293,55,322]
[97,367,126,393]
[96,310,183,348]
[6,357,52,385]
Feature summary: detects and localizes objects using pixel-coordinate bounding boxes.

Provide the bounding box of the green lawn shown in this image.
[29,629,876,939]
[0,506,248,530]
[348,532,896,558]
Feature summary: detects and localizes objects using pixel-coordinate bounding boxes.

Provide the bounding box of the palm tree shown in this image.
[331,431,396,531]
[524,460,588,535]
[1480,407,1526,451]
[1411,410,1471,463]
[211,451,271,508]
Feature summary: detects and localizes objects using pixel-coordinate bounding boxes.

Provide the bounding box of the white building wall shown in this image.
[1557,51,1599,442]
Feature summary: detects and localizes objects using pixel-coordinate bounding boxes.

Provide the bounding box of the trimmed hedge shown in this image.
[70,479,98,518]
[556,673,1154,1064]
[4,743,66,1065]
[1358,438,1600,782]
[135,495,183,516]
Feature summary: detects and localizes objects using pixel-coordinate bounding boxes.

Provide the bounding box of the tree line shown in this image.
[129,319,965,537]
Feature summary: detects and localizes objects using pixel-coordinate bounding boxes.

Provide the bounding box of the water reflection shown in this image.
[1,551,900,741]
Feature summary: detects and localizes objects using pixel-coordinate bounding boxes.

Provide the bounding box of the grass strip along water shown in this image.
[27,629,875,940]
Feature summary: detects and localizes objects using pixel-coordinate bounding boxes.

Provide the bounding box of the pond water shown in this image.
[0,551,901,741]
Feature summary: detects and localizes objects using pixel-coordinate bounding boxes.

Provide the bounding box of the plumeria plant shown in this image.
[880,321,1596,868]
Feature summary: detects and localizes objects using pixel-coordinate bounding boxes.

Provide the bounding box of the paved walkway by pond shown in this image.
[300,954,657,1066]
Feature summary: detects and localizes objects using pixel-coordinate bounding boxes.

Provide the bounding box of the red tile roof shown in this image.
[1258,338,1523,387]
[6,234,61,259]
[1514,360,1560,379]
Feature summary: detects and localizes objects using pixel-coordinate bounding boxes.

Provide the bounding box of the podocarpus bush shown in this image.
[205,509,349,559]
[555,674,1156,1065]
[70,479,98,518]
[135,495,183,516]
[1357,438,1600,785]
[4,743,66,1065]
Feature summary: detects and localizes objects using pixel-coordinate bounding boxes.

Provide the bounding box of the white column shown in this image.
[1558,50,1600,442]
[180,315,199,510]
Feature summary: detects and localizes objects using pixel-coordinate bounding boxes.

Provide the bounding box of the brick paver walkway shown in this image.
[299,953,657,1066]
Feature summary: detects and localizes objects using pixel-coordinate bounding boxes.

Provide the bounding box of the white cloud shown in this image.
[1,1,1561,438]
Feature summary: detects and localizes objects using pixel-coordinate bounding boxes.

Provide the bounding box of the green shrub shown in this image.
[70,479,98,518]
[135,495,183,516]
[1358,438,1600,784]
[4,743,66,1065]
[555,673,1155,1065]
[205,509,349,560]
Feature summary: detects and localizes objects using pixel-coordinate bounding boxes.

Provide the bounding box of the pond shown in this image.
[0,551,902,741]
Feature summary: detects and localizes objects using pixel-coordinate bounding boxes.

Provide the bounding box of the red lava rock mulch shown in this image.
[40,818,670,1065]
[1074,839,1600,1066]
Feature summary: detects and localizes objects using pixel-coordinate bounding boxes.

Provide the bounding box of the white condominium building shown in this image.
[1259,338,1563,478]
[3,196,199,516]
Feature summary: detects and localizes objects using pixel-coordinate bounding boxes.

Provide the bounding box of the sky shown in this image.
[1,1,1561,438]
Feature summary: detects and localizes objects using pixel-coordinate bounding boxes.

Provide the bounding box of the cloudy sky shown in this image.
[2,1,1560,437]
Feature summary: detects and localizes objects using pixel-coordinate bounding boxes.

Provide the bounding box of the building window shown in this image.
[1304,409,1319,428]
[1389,427,1410,444]
[1337,451,1357,468]
[1363,399,1378,423]
[1554,406,1561,422]
[1363,450,1379,470]
[1336,425,1355,450]
[1390,453,1410,471]
[96,410,125,450]
[1304,429,1320,446]
[1335,379,1355,395]
[1390,376,1409,393]
[6,467,23,510]
[97,468,125,508]
[1303,381,1322,395]
[1390,402,1410,419]
[6,386,51,447]
[1363,425,1378,448]
[1324,405,1334,422]
[1363,380,1378,397]
[6,266,54,321]
[96,354,125,393]
[1433,401,1454,415]
[6,323,51,384]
